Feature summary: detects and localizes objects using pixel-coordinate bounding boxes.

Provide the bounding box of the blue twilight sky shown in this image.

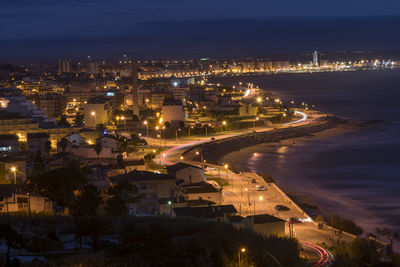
[1,0,400,61]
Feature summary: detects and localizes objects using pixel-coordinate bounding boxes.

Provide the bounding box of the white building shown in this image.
[162,97,185,123]
[166,162,206,184]
[82,96,112,127]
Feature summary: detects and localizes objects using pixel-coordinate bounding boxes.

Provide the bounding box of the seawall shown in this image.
[183,116,344,166]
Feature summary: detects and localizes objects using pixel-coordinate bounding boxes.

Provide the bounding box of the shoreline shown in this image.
[221,119,387,230]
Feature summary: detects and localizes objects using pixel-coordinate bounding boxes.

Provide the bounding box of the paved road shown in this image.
[149,111,340,265]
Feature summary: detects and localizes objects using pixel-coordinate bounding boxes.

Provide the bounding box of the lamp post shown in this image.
[224,164,232,190]
[11,166,16,184]
[91,111,96,126]
[156,126,161,149]
[253,117,259,128]
[168,200,173,216]
[143,120,149,136]
[121,116,126,132]
[238,247,246,267]
[222,120,227,131]
[253,193,263,215]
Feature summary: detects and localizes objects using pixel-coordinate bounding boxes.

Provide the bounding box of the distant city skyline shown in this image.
[2,0,400,61]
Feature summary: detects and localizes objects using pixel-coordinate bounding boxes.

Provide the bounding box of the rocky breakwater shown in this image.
[183,116,345,167]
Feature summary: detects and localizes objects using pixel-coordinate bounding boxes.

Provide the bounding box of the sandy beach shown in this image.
[222,120,389,233]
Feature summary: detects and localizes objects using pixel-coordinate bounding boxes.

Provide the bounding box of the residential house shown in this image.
[182,181,222,204]
[173,204,237,221]
[244,214,286,237]
[109,170,177,215]
[97,135,117,151]
[0,134,19,154]
[0,185,52,214]
[0,158,27,184]
[166,162,206,184]
[27,132,50,158]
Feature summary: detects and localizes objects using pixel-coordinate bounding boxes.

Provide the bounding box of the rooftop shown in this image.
[247,214,286,224]
[166,162,203,173]
[109,170,175,184]
[173,205,237,219]
[0,134,18,141]
[27,132,50,139]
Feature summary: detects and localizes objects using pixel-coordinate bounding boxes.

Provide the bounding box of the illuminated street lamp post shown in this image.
[222,120,227,131]
[224,164,232,190]
[156,126,161,148]
[253,117,259,128]
[11,166,16,184]
[91,111,96,126]
[188,126,193,137]
[143,120,149,136]
[253,194,263,215]
[121,116,126,132]
[238,248,246,267]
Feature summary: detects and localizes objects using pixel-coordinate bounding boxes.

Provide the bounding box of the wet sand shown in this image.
[222,121,388,233]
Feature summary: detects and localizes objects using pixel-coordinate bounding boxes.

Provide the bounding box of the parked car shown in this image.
[275,205,290,212]
[251,179,257,184]
[288,217,302,224]
[256,185,267,191]
[210,137,216,141]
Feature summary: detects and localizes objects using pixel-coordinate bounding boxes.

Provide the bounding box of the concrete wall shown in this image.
[184,117,341,165]
[186,192,221,204]
[176,167,206,184]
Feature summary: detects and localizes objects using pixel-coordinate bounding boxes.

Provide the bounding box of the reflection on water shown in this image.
[217,70,400,233]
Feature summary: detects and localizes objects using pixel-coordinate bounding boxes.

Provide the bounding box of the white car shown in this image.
[256,185,267,191]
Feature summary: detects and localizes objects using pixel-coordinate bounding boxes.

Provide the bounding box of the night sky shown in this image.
[2,0,400,61]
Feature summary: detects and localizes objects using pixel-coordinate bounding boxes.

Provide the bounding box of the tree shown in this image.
[74,112,84,127]
[31,151,45,178]
[73,184,103,218]
[45,140,52,156]
[117,154,125,168]
[29,162,86,207]
[75,215,111,252]
[58,114,70,127]
[0,224,27,266]
[376,227,400,253]
[96,124,106,136]
[94,142,102,159]
[73,184,104,251]
[59,137,68,152]
[105,181,140,216]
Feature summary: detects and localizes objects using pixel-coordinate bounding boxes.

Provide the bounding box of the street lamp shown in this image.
[222,120,227,131]
[121,116,126,132]
[143,120,149,136]
[254,192,264,215]
[238,247,246,267]
[10,166,16,184]
[224,164,232,190]
[253,116,259,128]
[91,111,96,126]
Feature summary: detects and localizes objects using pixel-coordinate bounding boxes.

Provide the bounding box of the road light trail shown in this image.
[285,110,307,125]
[300,241,332,266]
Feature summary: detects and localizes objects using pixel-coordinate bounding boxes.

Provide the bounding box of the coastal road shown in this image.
[150,110,338,264]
